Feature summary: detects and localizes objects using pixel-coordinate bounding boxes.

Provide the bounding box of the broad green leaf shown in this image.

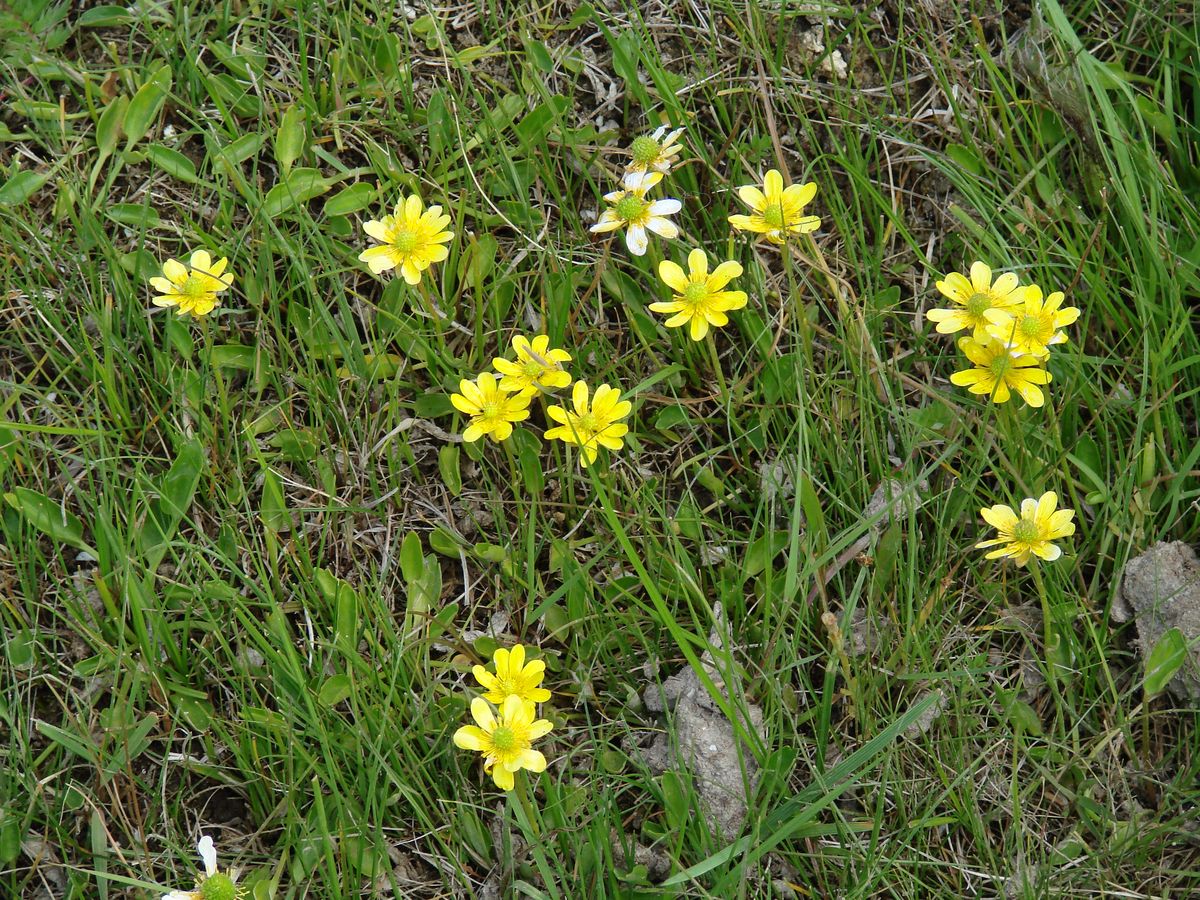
[141,439,205,568]
[4,487,91,551]
[323,182,374,216]
[94,95,127,162]
[105,203,160,228]
[1144,627,1188,697]
[259,468,291,533]
[317,674,352,707]
[0,170,49,206]
[145,144,198,183]
[123,64,172,149]
[274,104,306,174]
[262,167,331,218]
[399,532,424,583]
[79,5,131,26]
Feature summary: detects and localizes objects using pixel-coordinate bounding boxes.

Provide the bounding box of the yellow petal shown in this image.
[470,697,496,732]
[658,260,688,293]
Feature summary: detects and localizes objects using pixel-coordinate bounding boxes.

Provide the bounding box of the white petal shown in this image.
[645,216,678,238]
[197,836,217,877]
[625,225,648,256]
[648,198,681,215]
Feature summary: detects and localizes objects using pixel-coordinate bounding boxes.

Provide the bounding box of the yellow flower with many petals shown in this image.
[950,336,1052,407]
[625,125,685,176]
[544,381,632,468]
[728,169,820,244]
[493,335,572,396]
[450,372,531,443]
[651,248,748,341]
[927,262,1024,341]
[454,695,553,791]
[162,835,242,900]
[987,284,1080,358]
[149,250,234,319]
[590,171,681,257]
[473,644,551,708]
[976,491,1076,566]
[358,194,454,285]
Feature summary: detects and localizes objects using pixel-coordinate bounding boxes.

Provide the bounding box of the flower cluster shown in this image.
[449,334,633,468]
[930,261,1080,408]
[454,644,554,791]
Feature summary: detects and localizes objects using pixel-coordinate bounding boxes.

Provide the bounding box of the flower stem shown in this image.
[415,279,446,354]
[1030,563,1067,735]
[706,333,730,406]
[512,772,540,836]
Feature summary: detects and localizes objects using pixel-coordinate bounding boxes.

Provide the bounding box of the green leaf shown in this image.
[438,445,462,497]
[262,167,332,218]
[1144,627,1188,697]
[259,468,292,533]
[399,532,425,583]
[323,182,375,217]
[660,770,688,832]
[94,95,127,162]
[105,203,161,228]
[123,64,172,149]
[145,144,198,183]
[0,170,49,206]
[4,488,91,552]
[141,439,204,568]
[274,104,306,174]
[78,5,132,26]
[317,674,353,707]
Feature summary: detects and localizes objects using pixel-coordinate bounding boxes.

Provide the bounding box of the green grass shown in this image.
[2,0,1199,897]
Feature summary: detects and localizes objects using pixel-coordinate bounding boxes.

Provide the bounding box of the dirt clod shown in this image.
[1117,541,1200,701]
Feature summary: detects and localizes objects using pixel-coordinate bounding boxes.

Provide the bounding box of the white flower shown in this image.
[590,171,681,257]
[162,836,238,900]
[625,125,685,175]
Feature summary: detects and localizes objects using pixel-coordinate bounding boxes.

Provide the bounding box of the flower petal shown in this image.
[454,725,488,750]
[658,260,688,293]
[470,697,496,732]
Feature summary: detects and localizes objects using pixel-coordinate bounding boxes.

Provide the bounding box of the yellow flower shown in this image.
[590,171,681,257]
[149,250,234,319]
[987,284,1080,358]
[728,169,820,244]
[544,381,632,467]
[927,262,1024,341]
[454,695,553,791]
[450,372,531,443]
[950,336,1052,407]
[976,491,1076,565]
[651,248,748,341]
[472,644,551,707]
[162,835,242,900]
[358,194,454,285]
[625,125,685,175]
[493,335,572,396]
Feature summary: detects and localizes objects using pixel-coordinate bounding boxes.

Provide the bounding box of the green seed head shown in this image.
[965,292,991,318]
[179,275,207,298]
[683,281,709,305]
[491,726,516,752]
[613,195,645,222]
[1019,315,1042,337]
[630,135,660,165]
[988,354,1012,379]
[393,230,419,253]
[1012,520,1040,543]
[199,872,237,900]
[761,203,786,229]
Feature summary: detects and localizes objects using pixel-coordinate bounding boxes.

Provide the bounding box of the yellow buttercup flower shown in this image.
[950,336,1052,407]
[728,169,820,244]
[358,194,454,285]
[162,835,242,900]
[473,644,551,707]
[625,125,685,176]
[149,250,234,318]
[651,248,748,341]
[454,695,553,791]
[927,262,1024,341]
[590,171,681,257]
[544,381,632,467]
[976,491,1076,565]
[450,372,531,443]
[493,335,572,396]
[988,284,1080,358]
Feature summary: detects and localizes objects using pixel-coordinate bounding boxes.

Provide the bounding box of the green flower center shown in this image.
[614,195,646,222]
[179,275,208,298]
[576,413,599,434]
[1019,315,1042,337]
[1012,520,1040,543]
[630,135,660,165]
[683,281,709,306]
[491,726,516,752]
[393,230,419,253]
[200,872,237,900]
[481,402,500,421]
[761,203,786,229]
[988,355,1012,379]
[965,292,991,318]
[523,360,544,377]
